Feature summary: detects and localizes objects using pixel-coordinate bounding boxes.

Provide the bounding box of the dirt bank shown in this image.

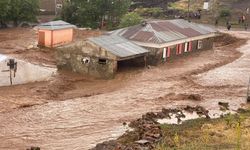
[92,105,250,150]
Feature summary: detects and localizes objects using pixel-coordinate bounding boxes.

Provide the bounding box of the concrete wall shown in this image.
[144,37,214,65]
[38,28,73,48]
[53,28,73,47]
[0,54,56,87]
[56,41,118,79]
[38,29,52,47]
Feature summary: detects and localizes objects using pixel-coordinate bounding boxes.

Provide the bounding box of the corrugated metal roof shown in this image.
[109,19,217,44]
[88,35,149,59]
[38,20,76,30]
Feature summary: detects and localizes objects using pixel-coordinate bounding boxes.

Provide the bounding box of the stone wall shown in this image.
[57,41,117,79]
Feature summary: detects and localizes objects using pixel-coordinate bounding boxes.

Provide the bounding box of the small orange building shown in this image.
[38,20,75,48]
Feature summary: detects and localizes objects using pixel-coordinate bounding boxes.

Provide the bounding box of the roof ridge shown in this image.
[147,23,163,43]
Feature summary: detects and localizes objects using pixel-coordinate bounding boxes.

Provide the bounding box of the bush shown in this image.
[135,7,163,18]
[220,9,231,18]
[61,0,131,29]
[119,12,143,28]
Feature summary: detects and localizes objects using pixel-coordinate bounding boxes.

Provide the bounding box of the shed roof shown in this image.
[38,20,76,30]
[88,35,149,59]
[109,19,217,44]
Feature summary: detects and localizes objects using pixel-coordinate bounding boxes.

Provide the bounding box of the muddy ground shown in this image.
[0,28,249,150]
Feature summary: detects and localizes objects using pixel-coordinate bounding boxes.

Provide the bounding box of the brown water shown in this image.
[0,30,249,150]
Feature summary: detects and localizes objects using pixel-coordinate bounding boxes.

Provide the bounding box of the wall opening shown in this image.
[117,56,145,72]
[82,57,90,64]
[198,40,203,49]
[98,58,107,65]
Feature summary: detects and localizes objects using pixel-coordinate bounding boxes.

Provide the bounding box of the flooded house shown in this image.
[57,35,149,79]
[56,19,217,79]
[109,19,218,65]
[38,20,75,48]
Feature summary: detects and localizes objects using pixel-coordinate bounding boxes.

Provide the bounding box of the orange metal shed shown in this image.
[38,20,76,48]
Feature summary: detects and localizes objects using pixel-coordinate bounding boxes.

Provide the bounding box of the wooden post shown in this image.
[144,55,147,68]
[9,69,12,85]
[188,0,190,22]
[247,76,250,102]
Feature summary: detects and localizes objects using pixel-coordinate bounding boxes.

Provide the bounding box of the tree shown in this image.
[61,0,131,29]
[119,12,143,28]
[8,0,39,26]
[0,0,10,27]
[220,9,231,18]
[0,0,39,27]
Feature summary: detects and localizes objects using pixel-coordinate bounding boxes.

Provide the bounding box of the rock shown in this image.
[209,131,224,137]
[156,112,167,119]
[92,140,118,150]
[194,106,210,118]
[135,139,150,145]
[237,108,248,113]
[26,147,40,150]
[187,94,203,101]
[184,105,196,113]
[218,102,229,110]
[144,112,157,120]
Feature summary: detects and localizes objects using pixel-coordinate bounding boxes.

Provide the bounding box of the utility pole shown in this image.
[188,0,190,22]
[55,0,57,16]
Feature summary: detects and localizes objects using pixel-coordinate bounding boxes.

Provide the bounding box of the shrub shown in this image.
[220,9,231,18]
[119,12,143,28]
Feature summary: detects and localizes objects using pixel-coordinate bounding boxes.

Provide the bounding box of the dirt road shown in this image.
[0,29,249,149]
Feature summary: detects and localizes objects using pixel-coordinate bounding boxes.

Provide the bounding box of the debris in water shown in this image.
[218,102,229,111]
[26,147,40,150]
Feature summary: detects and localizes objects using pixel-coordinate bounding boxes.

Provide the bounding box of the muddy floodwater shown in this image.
[0,30,249,150]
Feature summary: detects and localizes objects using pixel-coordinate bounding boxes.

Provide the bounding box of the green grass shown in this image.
[154,107,250,150]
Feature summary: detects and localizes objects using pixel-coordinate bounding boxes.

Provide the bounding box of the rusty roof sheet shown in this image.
[109,19,217,44]
[88,35,149,59]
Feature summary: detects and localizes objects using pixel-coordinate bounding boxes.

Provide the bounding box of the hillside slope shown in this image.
[170,0,250,25]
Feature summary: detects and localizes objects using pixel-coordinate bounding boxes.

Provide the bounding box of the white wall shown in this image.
[0,54,57,87]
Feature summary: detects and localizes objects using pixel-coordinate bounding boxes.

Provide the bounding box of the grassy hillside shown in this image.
[155,106,250,150]
[168,0,205,12]
[168,0,250,26]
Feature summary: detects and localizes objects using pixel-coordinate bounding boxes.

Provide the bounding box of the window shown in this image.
[184,42,189,52]
[163,47,171,60]
[167,47,171,58]
[163,48,167,59]
[197,40,203,49]
[188,42,192,51]
[176,44,183,55]
[98,58,107,65]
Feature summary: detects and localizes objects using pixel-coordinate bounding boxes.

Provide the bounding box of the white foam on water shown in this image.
[157,110,235,125]
[0,54,7,62]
